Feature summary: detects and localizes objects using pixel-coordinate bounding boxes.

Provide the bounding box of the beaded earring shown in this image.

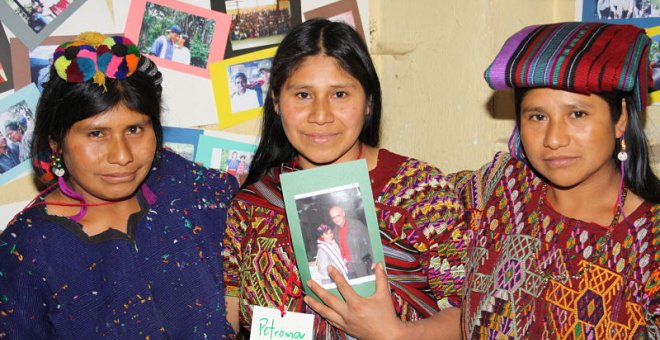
[617,138,628,162]
[51,153,65,177]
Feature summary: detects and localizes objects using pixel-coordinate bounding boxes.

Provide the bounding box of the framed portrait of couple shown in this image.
[281,159,384,302]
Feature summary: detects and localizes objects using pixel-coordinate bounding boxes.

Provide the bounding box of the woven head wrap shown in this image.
[484,22,652,160]
[53,32,141,90]
[485,22,651,112]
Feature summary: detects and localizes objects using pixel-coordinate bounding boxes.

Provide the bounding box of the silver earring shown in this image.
[617,138,628,162]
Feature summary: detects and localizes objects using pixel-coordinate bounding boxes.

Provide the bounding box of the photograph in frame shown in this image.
[210,46,276,129]
[210,0,301,59]
[9,34,101,92]
[580,0,660,24]
[646,25,660,105]
[303,0,364,41]
[163,126,204,161]
[124,0,231,78]
[281,159,384,301]
[0,83,40,185]
[194,134,257,186]
[0,0,88,50]
[0,24,13,93]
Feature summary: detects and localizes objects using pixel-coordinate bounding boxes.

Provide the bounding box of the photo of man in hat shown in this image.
[149,24,182,60]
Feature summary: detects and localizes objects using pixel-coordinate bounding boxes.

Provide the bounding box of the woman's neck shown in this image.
[544,169,642,226]
[45,188,141,235]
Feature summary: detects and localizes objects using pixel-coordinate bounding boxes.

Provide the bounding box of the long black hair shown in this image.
[31,57,163,183]
[514,88,660,203]
[243,18,382,187]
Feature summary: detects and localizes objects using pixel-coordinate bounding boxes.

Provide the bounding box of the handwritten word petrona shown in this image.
[259,318,306,339]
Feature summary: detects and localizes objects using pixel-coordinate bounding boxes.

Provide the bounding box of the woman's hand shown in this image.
[304,263,462,339]
[304,263,404,340]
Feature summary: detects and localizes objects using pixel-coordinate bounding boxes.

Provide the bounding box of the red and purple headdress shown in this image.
[484,22,652,160]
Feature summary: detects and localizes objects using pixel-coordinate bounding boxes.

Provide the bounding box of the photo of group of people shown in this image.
[210,149,253,185]
[225,0,293,51]
[227,58,271,113]
[294,184,375,288]
[595,0,660,19]
[4,0,72,33]
[0,100,34,174]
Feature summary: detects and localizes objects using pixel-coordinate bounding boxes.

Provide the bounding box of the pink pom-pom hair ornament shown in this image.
[52,32,141,91]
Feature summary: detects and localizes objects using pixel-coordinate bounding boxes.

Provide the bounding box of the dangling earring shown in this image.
[617,138,628,162]
[51,153,65,177]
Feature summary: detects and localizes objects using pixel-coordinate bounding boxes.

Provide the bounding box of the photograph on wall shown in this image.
[125,0,231,78]
[194,134,256,185]
[303,0,364,40]
[0,0,87,50]
[210,0,301,58]
[226,58,272,113]
[582,0,660,20]
[9,35,88,92]
[645,25,660,105]
[0,84,40,185]
[163,126,204,161]
[0,24,12,94]
[210,46,276,128]
[281,159,384,301]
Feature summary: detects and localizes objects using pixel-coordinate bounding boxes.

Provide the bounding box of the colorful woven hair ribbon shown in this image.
[484,22,652,113]
[52,32,141,90]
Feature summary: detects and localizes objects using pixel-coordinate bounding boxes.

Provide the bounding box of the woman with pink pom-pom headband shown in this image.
[0,32,239,339]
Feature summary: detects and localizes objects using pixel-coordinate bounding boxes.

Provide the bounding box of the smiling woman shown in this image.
[0,33,238,338]
[222,18,466,339]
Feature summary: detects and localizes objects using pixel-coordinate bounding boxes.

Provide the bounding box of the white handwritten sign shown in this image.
[250,305,314,340]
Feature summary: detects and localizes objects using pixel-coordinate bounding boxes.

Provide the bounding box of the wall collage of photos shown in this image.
[0,0,369,228]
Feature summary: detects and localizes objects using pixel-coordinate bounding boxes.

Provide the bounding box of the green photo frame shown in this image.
[281,159,384,302]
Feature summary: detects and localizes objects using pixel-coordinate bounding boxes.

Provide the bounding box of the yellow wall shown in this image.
[371,0,660,173]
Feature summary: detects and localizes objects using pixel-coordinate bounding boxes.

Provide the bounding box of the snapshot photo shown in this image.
[4,0,73,33]
[591,0,660,20]
[210,148,254,185]
[0,100,34,176]
[294,184,375,289]
[646,25,660,104]
[211,0,301,58]
[227,57,272,113]
[194,134,257,185]
[163,126,204,162]
[10,35,79,92]
[126,0,231,77]
[210,46,277,129]
[280,159,384,301]
[0,0,86,50]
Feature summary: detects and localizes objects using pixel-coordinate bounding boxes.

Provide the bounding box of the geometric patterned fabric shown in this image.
[451,152,660,339]
[223,149,467,339]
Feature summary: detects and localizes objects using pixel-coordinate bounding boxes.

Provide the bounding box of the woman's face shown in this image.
[277,55,368,169]
[520,88,626,189]
[321,229,334,242]
[58,103,157,204]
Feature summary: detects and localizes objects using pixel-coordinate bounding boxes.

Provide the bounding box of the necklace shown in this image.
[531,183,628,288]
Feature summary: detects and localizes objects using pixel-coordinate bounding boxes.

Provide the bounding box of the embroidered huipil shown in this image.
[452,152,660,339]
[222,149,467,339]
[0,150,238,339]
